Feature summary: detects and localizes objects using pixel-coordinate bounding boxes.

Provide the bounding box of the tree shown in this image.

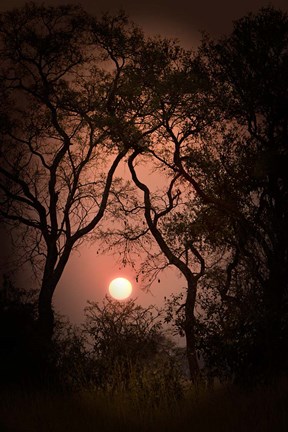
[195,6,288,380]
[0,4,161,341]
[101,7,288,384]
[97,41,219,383]
[82,296,183,402]
[148,6,288,383]
[123,44,237,384]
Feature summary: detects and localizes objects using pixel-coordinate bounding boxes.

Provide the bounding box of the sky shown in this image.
[1,0,288,324]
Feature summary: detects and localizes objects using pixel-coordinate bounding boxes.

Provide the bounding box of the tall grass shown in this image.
[1,377,287,432]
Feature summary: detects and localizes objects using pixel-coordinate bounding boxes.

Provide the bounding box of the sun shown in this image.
[108,277,132,300]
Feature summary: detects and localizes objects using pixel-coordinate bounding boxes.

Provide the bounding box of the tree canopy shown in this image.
[0,3,171,340]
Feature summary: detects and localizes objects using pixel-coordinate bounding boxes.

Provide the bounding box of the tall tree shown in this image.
[99,41,218,382]
[0,4,160,340]
[102,7,288,382]
[196,6,288,379]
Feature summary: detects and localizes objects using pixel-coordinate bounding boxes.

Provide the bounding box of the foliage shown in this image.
[0,3,165,339]
[192,6,288,383]
[1,2,288,390]
[82,296,183,401]
[1,377,288,432]
[102,6,288,385]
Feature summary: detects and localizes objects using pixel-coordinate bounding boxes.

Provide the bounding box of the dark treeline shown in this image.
[0,1,287,404]
[0,277,183,399]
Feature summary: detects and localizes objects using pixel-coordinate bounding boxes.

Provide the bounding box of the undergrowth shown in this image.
[0,377,287,432]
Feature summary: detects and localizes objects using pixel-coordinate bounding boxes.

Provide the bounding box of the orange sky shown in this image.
[1,0,288,324]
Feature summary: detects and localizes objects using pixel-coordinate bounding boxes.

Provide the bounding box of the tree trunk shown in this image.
[37,242,72,342]
[38,285,54,343]
[37,245,59,343]
[185,325,200,384]
[184,281,200,384]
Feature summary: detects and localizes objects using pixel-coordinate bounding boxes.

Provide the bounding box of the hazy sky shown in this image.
[1,0,288,323]
[2,0,288,46]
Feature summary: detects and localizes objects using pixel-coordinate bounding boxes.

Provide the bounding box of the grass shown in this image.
[0,378,287,432]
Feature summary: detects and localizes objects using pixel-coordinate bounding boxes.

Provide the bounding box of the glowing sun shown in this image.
[109,277,132,300]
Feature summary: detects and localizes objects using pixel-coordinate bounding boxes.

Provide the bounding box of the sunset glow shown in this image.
[108,277,132,300]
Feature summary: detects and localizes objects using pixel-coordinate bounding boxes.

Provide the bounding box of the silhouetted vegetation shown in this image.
[0,3,163,342]
[0,276,63,392]
[0,3,288,430]
[193,6,288,385]
[1,276,288,431]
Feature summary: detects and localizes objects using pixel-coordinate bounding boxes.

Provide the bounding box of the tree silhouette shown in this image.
[0,4,161,341]
[82,296,183,401]
[195,6,288,380]
[159,6,288,383]
[100,7,288,383]
[1,2,287,387]
[98,41,216,382]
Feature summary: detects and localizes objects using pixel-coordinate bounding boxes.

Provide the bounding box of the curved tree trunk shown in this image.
[128,151,202,384]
